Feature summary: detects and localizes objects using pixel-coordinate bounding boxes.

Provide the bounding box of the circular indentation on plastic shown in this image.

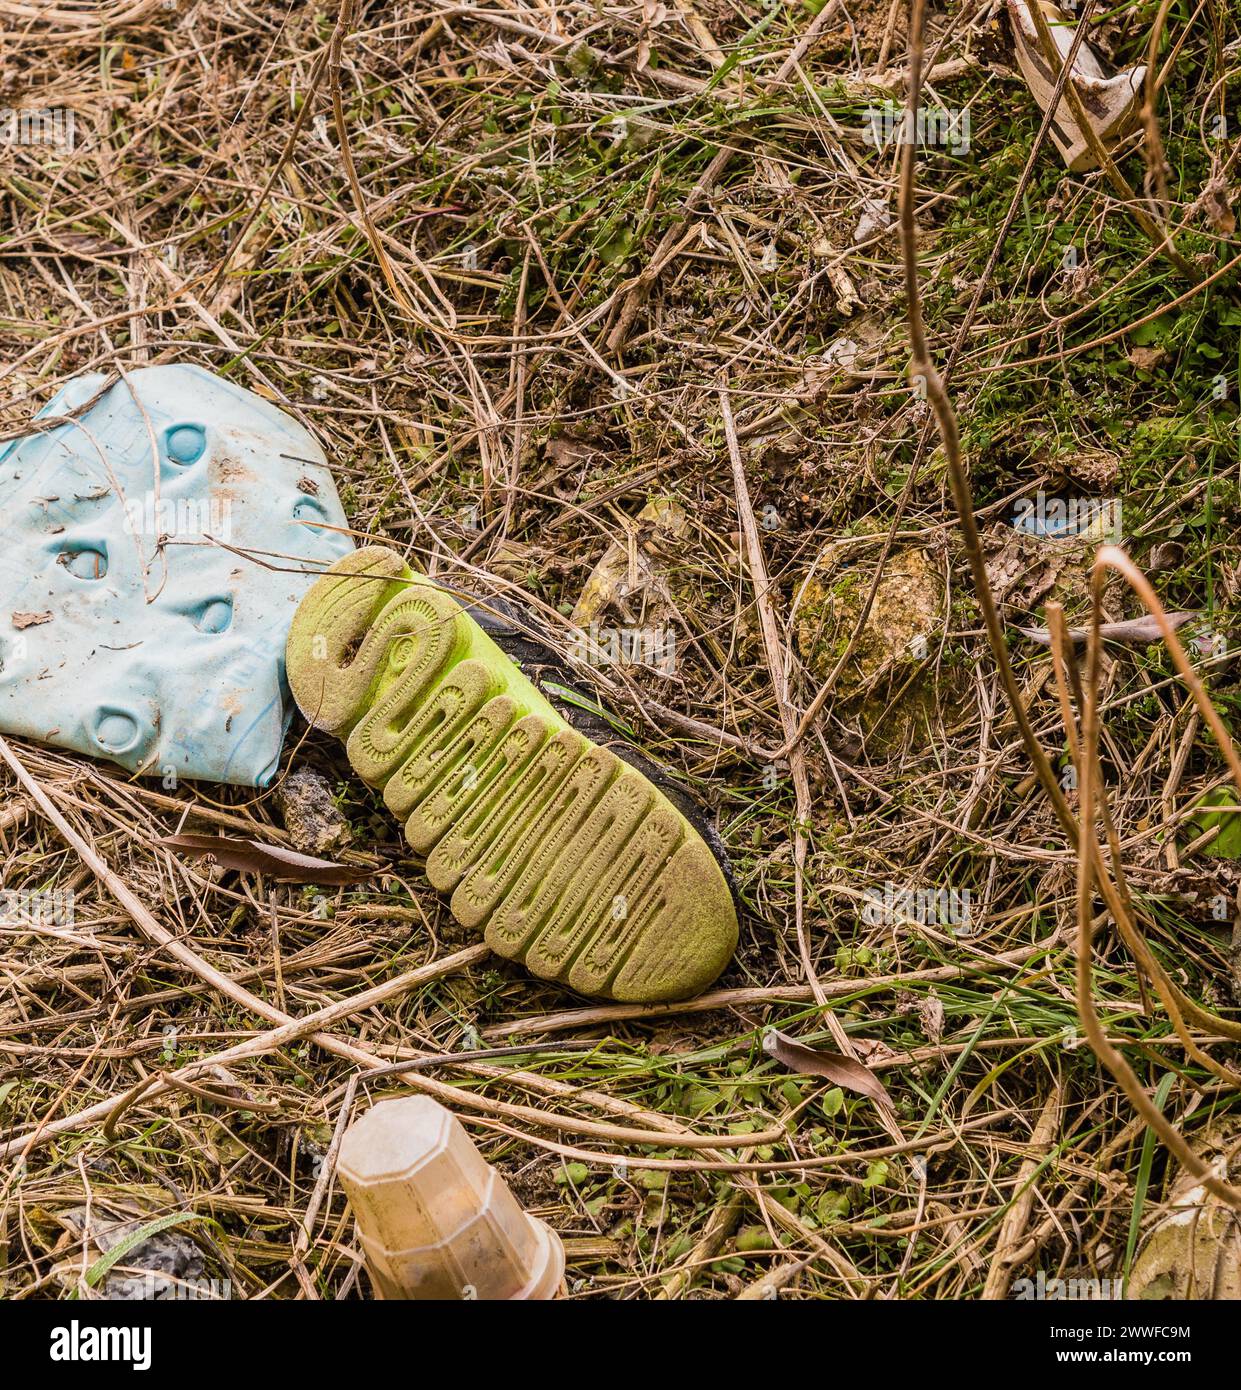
[165,423,207,466]
[291,496,328,530]
[64,546,107,580]
[92,707,141,753]
[196,597,233,634]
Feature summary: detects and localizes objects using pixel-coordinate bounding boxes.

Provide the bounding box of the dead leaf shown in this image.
[1015,611,1197,647]
[762,1028,894,1110]
[1127,345,1167,371]
[1063,449,1120,489]
[1148,541,1183,572]
[852,1035,901,1065]
[919,992,945,1044]
[896,989,944,1043]
[569,496,688,669]
[853,197,891,244]
[12,611,52,629]
[1203,178,1236,236]
[542,429,604,478]
[159,834,373,884]
[984,524,1083,610]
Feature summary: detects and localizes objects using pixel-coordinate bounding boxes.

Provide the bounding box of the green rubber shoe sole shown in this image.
[285,547,738,1002]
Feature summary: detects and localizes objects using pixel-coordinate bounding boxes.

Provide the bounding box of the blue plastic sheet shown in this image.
[0,365,354,785]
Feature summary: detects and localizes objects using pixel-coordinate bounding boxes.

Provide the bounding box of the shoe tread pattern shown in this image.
[286,547,737,1002]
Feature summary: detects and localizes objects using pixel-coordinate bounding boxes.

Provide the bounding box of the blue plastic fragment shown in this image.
[0,364,354,786]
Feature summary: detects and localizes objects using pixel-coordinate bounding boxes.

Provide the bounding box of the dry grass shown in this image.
[3,0,1241,1299]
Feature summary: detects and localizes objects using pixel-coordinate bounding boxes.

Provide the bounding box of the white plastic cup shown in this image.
[336,1095,564,1300]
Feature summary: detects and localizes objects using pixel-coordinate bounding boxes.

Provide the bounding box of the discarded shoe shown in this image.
[286,546,738,1002]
